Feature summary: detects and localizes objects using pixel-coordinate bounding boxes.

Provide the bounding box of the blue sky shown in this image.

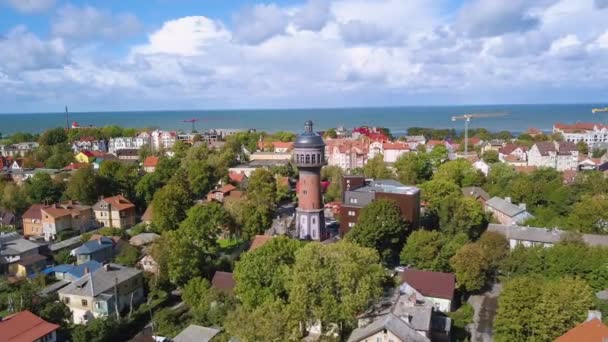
[1,0,607,112]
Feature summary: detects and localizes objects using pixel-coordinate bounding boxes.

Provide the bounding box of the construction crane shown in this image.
[451,113,508,156]
[181,118,200,132]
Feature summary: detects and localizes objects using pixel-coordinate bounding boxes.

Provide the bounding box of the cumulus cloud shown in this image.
[232,4,288,44]
[338,19,392,44]
[52,5,142,42]
[2,0,55,13]
[292,0,332,31]
[595,0,608,9]
[0,26,67,74]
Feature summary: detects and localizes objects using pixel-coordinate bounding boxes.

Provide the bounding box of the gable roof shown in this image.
[0,232,39,260]
[533,141,556,156]
[461,186,490,202]
[212,184,236,194]
[58,263,141,297]
[486,197,527,217]
[71,238,114,255]
[141,205,153,223]
[347,313,430,342]
[143,155,159,168]
[228,172,246,183]
[95,195,135,211]
[400,269,455,300]
[487,223,608,247]
[0,310,59,342]
[211,271,235,293]
[44,260,102,279]
[249,235,273,251]
[22,204,43,221]
[173,325,221,342]
[556,319,608,342]
[129,233,160,247]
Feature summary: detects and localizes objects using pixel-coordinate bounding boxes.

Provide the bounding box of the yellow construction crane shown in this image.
[592,107,608,114]
[451,113,508,156]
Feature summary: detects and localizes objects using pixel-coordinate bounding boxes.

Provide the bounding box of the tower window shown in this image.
[305,154,310,164]
[312,154,316,164]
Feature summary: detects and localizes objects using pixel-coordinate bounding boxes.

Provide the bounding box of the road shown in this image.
[469,284,501,342]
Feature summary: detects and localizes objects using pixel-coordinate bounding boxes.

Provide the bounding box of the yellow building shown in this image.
[8,255,47,278]
[75,151,95,163]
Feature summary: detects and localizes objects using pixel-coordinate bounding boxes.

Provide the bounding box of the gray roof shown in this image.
[173,325,221,342]
[534,141,556,156]
[294,120,325,149]
[347,313,430,342]
[49,235,83,252]
[461,187,490,202]
[0,232,39,261]
[129,233,160,247]
[596,290,608,301]
[58,263,141,297]
[72,238,113,255]
[391,300,433,332]
[486,197,527,217]
[487,223,608,247]
[355,179,420,196]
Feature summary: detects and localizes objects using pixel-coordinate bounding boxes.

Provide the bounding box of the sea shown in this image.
[0,104,605,136]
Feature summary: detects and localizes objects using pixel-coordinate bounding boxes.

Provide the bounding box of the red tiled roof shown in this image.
[211,271,235,293]
[556,319,608,342]
[143,156,159,168]
[0,310,59,342]
[249,235,274,251]
[555,122,607,131]
[81,150,95,158]
[382,142,409,150]
[101,195,135,211]
[229,172,246,183]
[22,204,43,220]
[257,141,294,151]
[401,269,455,300]
[63,162,88,170]
[214,184,237,194]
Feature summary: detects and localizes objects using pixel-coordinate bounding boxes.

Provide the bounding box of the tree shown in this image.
[224,300,300,342]
[400,230,446,270]
[182,277,232,325]
[576,141,589,155]
[450,243,490,293]
[24,172,63,204]
[322,166,343,202]
[114,244,140,267]
[0,182,30,215]
[482,150,499,163]
[152,308,184,338]
[234,237,303,308]
[347,198,409,264]
[65,166,100,204]
[323,128,337,139]
[363,154,393,179]
[566,195,608,233]
[494,276,542,342]
[38,127,67,146]
[247,168,277,206]
[288,242,385,336]
[419,179,460,213]
[394,153,432,185]
[486,163,518,197]
[438,196,487,238]
[39,300,71,333]
[151,180,193,232]
[54,249,75,265]
[477,231,509,269]
[428,144,449,168]
[433,159,484,188]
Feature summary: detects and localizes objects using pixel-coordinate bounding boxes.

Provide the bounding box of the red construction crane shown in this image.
[181,118,200,132]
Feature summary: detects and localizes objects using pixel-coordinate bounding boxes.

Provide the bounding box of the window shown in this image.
[82,299,88,306]
[312,154,316,164]
[95,302,102,309]
[312,217,316,224]
[305,154,310,164]
[348,211,355,216]
[348,222,355,228]
[311,228,316,239]
[63,297,70,304]
[350,198,358,204]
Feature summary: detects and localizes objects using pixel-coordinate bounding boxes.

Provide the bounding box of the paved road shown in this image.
[469,284,501,342]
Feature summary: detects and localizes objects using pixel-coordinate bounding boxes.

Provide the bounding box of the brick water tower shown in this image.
[294,120,326,241]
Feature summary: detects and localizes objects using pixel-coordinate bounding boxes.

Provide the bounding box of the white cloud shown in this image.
[232,4,288,44]
[292,0,332,31]
[338,20,392,44]
[2,0,55,13]
[0,26,67,74]
[51,5,141,42]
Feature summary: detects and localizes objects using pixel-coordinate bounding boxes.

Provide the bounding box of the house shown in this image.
[75,151,96,164]
[71,137,107,153]
[58,263,144,324]
[487,223,608,249]
[0,142,39,157]
[22,204,42,237]
[578,157,602,171]
[228,172,247,186]
[257,140,294,152]
[108,136,149,154]
[0,232,41,274]
[555,318,608,341]
[207,184,237,203]
[499,144,528,163]
[173,325,221,342]
[473,159,490,176]
[142,155,159,173]
[71,237,115,265]
[400,269,456,313]
[368,141,410,164]
[32,201,95,241]
[528,141,579,171]
[481,139,506,153]
[116,149,140,161]
[461,186,490,206]
[137,254,160,275]
[347,313,430,342]
[563,170,578,185]
[0,208,17,229]
[325,138,368,170]
[340,177,420,236]
[43,260,103,282]
[0,310,60,342]
[8,254,47,278]
[151,130,177,151]
[93,195,137,229]
[486,196,533,225]
[248,235,274,251]
[129,233,160,247]
[553,122,608,149]
[211,271,236,293]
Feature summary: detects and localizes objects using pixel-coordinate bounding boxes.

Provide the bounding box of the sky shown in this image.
[1,0,608,112]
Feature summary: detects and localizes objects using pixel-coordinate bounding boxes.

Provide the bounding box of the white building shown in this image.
[528,141,579,171]
[108,136,149,154]
[368,141,410,164]
[554,122,608,148]
[0,142,39,157]
[151,130,177,151]
[325,139,368,170]
[487,223,608,249]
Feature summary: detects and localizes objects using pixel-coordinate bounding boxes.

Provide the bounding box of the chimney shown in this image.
[103,264,110,272]
[504,197,512,203]
[518,203,527,210]
[84,267,90,274]
[587,310,602,322]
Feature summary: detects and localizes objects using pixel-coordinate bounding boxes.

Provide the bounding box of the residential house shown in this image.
[578,156,602,171]
[249,151,292,162]
[129,233,160,248]
[0,142,39,157]
[403,135,426,150]
[400,269,456,313]
[0,208,17,229]
[207,184,238,203]
[325,138,368,170]
[553,122,608,149]
[340,177,420,236]
[71,137,107,153]
[143,155,159,173]
[555,318,608,341]
[136,254,160,275]
[481,139,506,153]
[93,195,137,229]
[108,135,150,154]
[211,271,235,294]
[22,204,44,237]
[487,223,608,249]
[71,237,115,265]
[173,325,221,342]
[228,172,248,188]
[228,158,290,177]
[368,141,410,164]
[58,263,144,324]
[0,232,40,274]
[528,141,579,171]
[347,313,430,342]
[257,140,294,152]
[461,186,490,206]
[499,144,528,163]
[43,260,103,282]
[116,149,139,161]
[486,197,533,225]
[75,151,96,164]
[8,254,47,278]
[151,130,177,151]
[473,159,490,176]
[35,201,95,241]
[0,310,59,342]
